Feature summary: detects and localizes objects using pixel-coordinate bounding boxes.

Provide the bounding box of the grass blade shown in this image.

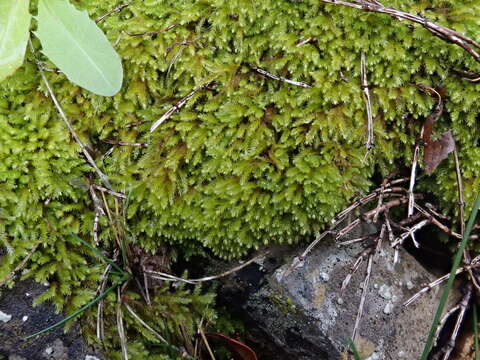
[348,339,363,360]
[420,191,480,359]
[24,277,126,339]
[71,233,125,274]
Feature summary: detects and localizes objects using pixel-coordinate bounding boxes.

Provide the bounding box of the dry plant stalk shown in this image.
[360,52,374,154]
[150,83,212,132]
[95,3,129,23]
[29,40,112,190]
[146,251,269,284]
[253,67,312,88]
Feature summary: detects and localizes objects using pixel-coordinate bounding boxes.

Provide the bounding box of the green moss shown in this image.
[2,0,480,315]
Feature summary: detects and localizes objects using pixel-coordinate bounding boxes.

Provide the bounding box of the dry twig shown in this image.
[146,251,268,284]
[95,3,129,23]
[150,83,212,132]
[124,23,177,37]
[0,242,41,287]
[29,40,112,189]
[360,52,374,154]
[253,67,312,88]
[318,0,480,64]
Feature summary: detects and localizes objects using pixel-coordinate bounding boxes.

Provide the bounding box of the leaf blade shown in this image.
[36,0,123,96]
[0,0,31,81]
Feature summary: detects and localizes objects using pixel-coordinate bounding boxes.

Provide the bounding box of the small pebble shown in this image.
[406,280,414,290]
[383,302,394,314]
[378,284,392,300]
[85,356,101,360]
[319,272,330,282]
[22,316,28,322]
[45,347,54,355]
[0,310,12,323]
[337,297,344,305]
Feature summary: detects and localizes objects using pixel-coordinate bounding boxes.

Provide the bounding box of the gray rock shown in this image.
[216,233,461,359]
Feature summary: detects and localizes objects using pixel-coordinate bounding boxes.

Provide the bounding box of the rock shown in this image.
[0,311,12,323]
[0,279,103,360]
[216,230,461,359]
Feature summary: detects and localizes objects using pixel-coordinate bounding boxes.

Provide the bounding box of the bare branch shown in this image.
[318,0,480,63]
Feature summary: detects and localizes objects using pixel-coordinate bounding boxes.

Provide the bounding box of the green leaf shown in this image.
[36,0,123,96]
[0,0,31,81]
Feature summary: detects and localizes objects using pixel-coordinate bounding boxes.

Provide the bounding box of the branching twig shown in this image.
[404,264,480,307]
[318,0,480,64]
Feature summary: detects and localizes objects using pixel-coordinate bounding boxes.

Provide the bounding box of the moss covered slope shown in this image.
[2,0,480,307]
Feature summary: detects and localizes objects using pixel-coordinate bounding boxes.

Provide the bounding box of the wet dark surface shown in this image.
[0,279,102,360]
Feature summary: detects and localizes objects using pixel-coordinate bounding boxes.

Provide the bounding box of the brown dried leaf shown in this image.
[205,333,258,360]
[423,130,455,175]
[420,88,455,175]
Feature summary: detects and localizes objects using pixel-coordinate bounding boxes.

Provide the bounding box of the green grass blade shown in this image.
[420,191,480,359]
[24,277,127,339]
[348,339,363,360]
[475,304,480,360]
[71,233,125,275]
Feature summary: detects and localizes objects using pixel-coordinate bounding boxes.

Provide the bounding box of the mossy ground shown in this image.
[2,0,480,357]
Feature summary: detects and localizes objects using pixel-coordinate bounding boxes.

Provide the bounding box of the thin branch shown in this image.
[352,254,373,341]
[361,52,374,153]
[146,251,269,284]
[253,67,312,88]
[150,83,212,132]
[117,287,129,360]
[404,264,479,306]
[92,184,127,199]
[124,303,168,344]
[95,3,129,23]
[103,139,148,148]
[199,326,217,360]
[408,131,423,217]
[29,39,112,189]
[124,23,178,37]
[440,284,472,360]
[318,0,480,63]
[341,248,372,291]
[296,37,317,47]
[0,242,41,287]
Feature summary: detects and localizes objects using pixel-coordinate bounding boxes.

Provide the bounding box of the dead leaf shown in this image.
[419,86,455,175]
[205,333,258,360]
[423,130,455,175]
